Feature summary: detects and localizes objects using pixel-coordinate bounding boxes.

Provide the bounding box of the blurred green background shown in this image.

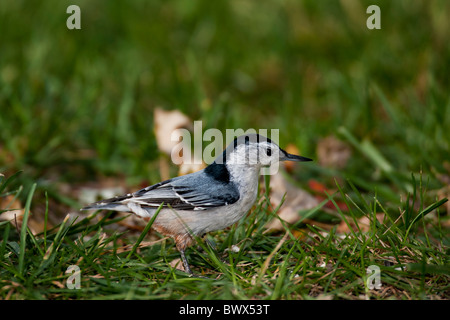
[0,0,449,213]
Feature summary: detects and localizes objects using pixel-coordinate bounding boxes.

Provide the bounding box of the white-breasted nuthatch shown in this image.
[81,134,312,276]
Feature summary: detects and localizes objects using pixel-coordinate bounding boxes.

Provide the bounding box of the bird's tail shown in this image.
[81,194,132,212]
[81,196,131,212]
[81,193,158,218]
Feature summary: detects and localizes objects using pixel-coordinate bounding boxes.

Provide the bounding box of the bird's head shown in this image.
[218,133,312,168]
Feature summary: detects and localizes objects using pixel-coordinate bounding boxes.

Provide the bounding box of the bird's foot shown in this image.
[179,248,212,279]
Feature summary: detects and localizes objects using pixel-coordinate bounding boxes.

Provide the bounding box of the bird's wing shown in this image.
[130,174,240,211]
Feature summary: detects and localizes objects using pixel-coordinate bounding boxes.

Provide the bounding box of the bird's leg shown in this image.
[176,235,210,278]
[178,248,210,279]
[179,248,194,275]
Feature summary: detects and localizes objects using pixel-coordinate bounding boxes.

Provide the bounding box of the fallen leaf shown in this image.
[153,108,205,177]
[317,135,351,169]
[170,258,185,272]
[154,107,193,155]
[308,179,349,212]
[0,195,25,231]
[0,195,46,235]
[51,281,65,289]
[336,213,385,233]
[265,172,319,231]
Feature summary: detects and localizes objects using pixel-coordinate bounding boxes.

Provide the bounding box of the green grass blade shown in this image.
[404,198,448,239]
[0,222,11,261]
[126,203,163,260]
[334,179,363,234]
[0,171,22,195]
[18,183,36,275]
[43,191,49,251]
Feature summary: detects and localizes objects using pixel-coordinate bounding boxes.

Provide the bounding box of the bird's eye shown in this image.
[266,148,272,156]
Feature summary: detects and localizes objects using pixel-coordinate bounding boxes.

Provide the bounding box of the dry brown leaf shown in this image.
[170,258,185,272]
[265,172,318,231]
[153,108,205,177]
[308,179,349,212]
[0,194,45,234]
[336,213,385,233]
[0,195,24,230]
[154,107,193,155]
[51,281,65,289]
[317,135,351,169]
[0,195,23,218]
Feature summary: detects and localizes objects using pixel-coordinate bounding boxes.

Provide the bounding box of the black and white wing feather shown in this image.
[131,171,240,210]
[82,168,240,212]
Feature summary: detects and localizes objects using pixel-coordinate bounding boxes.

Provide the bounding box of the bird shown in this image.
[81,133,312,276]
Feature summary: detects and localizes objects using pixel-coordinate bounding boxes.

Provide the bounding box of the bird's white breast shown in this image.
[196,164,260,233]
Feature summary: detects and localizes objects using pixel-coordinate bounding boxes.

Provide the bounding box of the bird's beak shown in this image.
[282,152,313,162]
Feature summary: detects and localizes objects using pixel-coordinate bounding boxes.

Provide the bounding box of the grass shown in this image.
[0,0,449,300]
[0,173,448,299]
